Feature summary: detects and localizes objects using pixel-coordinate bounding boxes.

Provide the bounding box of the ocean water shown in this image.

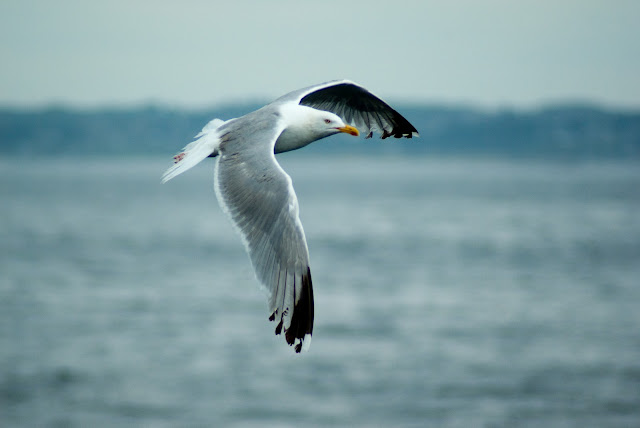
[1,154,639,427]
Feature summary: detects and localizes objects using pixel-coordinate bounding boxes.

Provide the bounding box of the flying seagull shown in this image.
[162,80,418,353]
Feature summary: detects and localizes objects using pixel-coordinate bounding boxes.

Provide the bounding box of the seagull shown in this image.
[162,80,418,353]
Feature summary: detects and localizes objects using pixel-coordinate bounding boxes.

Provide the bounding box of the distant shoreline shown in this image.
[1,104,639,158]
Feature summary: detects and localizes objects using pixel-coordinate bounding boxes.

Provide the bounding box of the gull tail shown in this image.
[161,118,230,183]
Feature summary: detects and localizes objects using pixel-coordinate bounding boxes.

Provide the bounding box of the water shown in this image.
[1,154,639,427]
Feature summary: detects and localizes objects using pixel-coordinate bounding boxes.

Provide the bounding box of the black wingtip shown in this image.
[299,82,418,141]
[268,267,314,353]
[285,267,314,347]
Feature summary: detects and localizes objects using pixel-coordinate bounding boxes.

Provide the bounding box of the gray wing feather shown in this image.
[213,111,313,352]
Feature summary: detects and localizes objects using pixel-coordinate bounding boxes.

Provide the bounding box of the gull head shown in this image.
[308,109,359,138]
[274,104,359,154]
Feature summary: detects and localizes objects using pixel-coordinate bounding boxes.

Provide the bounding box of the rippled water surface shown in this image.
[1,154,639,427]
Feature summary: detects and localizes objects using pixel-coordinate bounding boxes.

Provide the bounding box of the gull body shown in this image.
[162,80,418,353]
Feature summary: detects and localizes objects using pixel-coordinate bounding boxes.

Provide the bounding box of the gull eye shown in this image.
[324,119,331,124]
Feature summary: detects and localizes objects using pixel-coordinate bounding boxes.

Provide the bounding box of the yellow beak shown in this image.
[337,125,359,136]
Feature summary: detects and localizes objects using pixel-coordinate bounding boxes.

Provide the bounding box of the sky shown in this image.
[1,0,639,109]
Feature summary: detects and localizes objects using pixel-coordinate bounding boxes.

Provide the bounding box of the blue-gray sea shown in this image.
[1,154,639,427]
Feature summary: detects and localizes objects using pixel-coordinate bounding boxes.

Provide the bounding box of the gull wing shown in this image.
[214,114,313,353]
[277,79,419,139]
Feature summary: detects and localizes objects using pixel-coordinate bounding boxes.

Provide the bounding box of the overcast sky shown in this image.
[1,0,639,109]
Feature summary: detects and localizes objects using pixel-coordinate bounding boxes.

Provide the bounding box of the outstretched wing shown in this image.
[278,79,418,139]
[213,114,313,353]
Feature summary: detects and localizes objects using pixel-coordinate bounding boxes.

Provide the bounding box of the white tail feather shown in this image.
[194,118,225,139]
[161,118,229,183]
